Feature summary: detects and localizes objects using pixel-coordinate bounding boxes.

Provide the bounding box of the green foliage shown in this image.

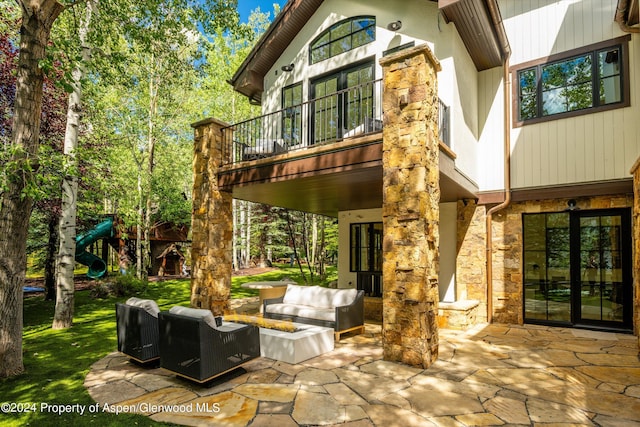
[89,273,149,299]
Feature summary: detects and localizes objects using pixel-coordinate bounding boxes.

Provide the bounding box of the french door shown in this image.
[523,208,632,331]
[310,62,374,144]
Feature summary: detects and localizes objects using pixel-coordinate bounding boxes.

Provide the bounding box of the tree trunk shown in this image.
[311,214,318,269]
[317,217,326,278]
[238,200,246,268]
[244,202,251,266]
[285,210,307,283]
[44,212,59,301]
[0,0,64,378]
[136,168,143,278]
[142,71,157,279]
[232,199,238,271]
[53,0,96,329]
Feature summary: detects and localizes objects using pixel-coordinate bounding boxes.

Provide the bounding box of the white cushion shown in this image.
[125,297,160,318]
[169,306,218,330]
[329,288,357,307]
[282,284,309,305]
[282,284,357,309]
[265,303,335,322]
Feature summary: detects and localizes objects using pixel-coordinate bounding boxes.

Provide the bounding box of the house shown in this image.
[190,0,640,368]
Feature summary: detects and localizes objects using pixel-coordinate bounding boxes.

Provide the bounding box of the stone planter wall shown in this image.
[438,300,480,330]
[364,297,383,322]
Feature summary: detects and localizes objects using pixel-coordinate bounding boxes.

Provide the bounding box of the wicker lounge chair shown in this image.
[158,307,260,383]
[115,297,161,363]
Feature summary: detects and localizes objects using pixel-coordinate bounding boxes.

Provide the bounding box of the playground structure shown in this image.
[74,217,189,278]
[75,218,114,279]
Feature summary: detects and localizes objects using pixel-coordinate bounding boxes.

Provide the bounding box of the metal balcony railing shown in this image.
[221,79,450,165]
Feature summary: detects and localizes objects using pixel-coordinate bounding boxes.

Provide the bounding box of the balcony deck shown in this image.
[220,80,450,167]
[216,81,473,216]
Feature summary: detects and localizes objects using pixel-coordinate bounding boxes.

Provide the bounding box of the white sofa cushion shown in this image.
[125,297,160,318]
[282,284,357,309]
[265,303,335,322]
[169,306,218,330]
[325,287,357,308]
[282,284,310,305]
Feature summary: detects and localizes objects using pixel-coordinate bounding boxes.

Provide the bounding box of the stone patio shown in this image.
[86,321,640,426]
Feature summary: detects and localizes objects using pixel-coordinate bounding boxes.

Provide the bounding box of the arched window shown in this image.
[309,16,375,64]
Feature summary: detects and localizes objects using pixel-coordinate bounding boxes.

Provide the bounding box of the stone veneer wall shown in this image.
[379,44,441,368]
[190,118,233,316]
[488,194,634,325]
[456,200,488,322]
[632,159,640,339]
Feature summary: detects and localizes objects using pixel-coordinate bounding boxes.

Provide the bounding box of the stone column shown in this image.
[191,118,233,316]
[631,158,640,341]
[379,45,442,368]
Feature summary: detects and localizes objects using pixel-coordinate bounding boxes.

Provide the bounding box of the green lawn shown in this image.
[0,265,336,426]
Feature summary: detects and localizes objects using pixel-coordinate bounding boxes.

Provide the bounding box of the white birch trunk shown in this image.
[232,199,238,271]
[311,214,318,269]
[245,202,251,267]
[142,71,157,279]
[136,168,143,278]
[52,0,97,329]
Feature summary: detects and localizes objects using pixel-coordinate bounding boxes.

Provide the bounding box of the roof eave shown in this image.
[615,0,640,32]
[439,0,510,70]
[230,0,325,103]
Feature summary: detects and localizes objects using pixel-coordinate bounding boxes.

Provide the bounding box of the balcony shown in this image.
[221,79,450,166]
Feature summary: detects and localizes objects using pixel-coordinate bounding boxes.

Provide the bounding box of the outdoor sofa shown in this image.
[158,306,260,384]
[115,297,161,363]
[263,284,365,341]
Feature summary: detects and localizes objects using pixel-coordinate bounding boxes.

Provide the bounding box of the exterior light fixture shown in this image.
[566,199,579,211]
[281,63,294,72]
[387,20,402,31]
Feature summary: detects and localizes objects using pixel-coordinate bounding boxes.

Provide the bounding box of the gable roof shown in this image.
[230,0,324,102]
[229,0,510,102]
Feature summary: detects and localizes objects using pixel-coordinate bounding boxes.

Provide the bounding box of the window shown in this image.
[350,222,382,272]
[310,16,375,64]
[281,83,302,147]
[514,36,630,125]
[311,61,375,143]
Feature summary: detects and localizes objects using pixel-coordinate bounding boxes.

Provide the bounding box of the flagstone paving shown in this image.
[85,322,640,426]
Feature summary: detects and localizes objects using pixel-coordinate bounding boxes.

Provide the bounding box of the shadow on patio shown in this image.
[86,300,640,426]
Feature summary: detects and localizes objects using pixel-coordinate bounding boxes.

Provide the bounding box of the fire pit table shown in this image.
[224,314,334,364]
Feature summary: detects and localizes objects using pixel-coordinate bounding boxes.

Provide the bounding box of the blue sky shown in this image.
[237,0,287,22]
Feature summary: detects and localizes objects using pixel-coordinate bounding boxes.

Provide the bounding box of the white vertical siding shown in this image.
[477,67,506,191]
[501,0,640,189]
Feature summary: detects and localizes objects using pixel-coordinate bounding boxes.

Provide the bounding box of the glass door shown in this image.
[574,211,632,329]
[523,213,572,323]
[523,208,632,331]
[310,62,374,144]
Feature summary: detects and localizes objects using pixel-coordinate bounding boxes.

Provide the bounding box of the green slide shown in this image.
[75,218,114,279]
